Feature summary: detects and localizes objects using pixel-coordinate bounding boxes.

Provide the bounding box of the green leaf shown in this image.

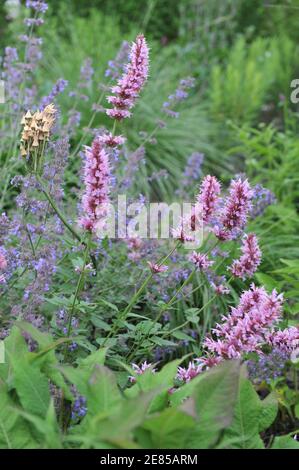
[0,327,28,384]
[141,408,195,449]
[15,400,62,449]
[16,321,52,349]
[0,384,37,449]
[222,376,264,449]
[189,360,242,449]
[13,359,50,418]
[255,273,277,291]
[77,347,107,371]
[258,392,278,432]
[86,365,122,416]
[271,435,299,449]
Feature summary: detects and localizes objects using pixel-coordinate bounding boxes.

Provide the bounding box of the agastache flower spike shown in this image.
[79,137,110,233]
[106,34,149,120]
[98,133,126,147]
[176,360,204,383]
[147,262,168,274]
[197,175,221,224]
[215,178,253,240]
[266,327,299,355]
[190,251,213,271]
[204,284,283,359]
[129,361,156,383]
[230,233,262,279]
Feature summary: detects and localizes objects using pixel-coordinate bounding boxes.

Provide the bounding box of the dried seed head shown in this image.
[20,103,57,161]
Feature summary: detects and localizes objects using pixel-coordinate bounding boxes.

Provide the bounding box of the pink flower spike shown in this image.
[215,178,253,240]
[176,360,204,383]
[129,361,156,383]
[148,262,168,274]
[230,233,261,279]
[212,283,230,296]
[172,227,194,243]
[98,133,126,147]
[203,284,283,359]
[266,326,299,355]
[197,175,221,224]
[79,137,110,234]
[106,34,149,121]
[190,251,213,271]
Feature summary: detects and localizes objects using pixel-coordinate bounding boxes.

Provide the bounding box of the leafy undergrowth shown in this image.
[1,324,298,450]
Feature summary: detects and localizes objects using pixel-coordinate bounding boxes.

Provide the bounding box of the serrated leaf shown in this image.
[189,360,242,449]
[13,359,50,418]
[222,376,264,449]
[0,384,37,449]
[141,408,195,448]
[258,392,278,432]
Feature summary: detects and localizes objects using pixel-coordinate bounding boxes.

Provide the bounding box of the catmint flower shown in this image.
[71,388,87,422]
[78,58,94,89]
[40,78,68,109]
[197,175,221,224]
[214,178,253,241]
[24,18,45,27]
[177,360,204,383]
[251,184,276,218]
[183,152,204,185]
[129,361,156,383]
[105,41,130,80]
[147,262,168,274]
[79,137,110,233]
[106,34,149,120]
[230,233,261,279]
[204,284,283,359]
[26,1,48,13]
[247,348,289,384]
[162,77,195,118]
[190,251,213,271]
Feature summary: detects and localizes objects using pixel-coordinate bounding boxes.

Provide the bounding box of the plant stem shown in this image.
[64,236,91,359]
[103,240,181,345]
[35,174,82,243]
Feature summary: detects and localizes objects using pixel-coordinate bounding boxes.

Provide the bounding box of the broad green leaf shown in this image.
[189,360,242,449]
[0,327,28,384]
[77,347,107,370]
[16,321,52,348]
[258,392,278,432]
[86,365,122,416]
[13,359,50,418]
[15,400,62,449]
[0,385,37,449]
[222,376,264,449]
[141,408,195,449]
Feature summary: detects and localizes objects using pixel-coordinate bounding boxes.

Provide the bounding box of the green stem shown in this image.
[66,240,90,340]
[35,174,82,243]
[103,241,181,345]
